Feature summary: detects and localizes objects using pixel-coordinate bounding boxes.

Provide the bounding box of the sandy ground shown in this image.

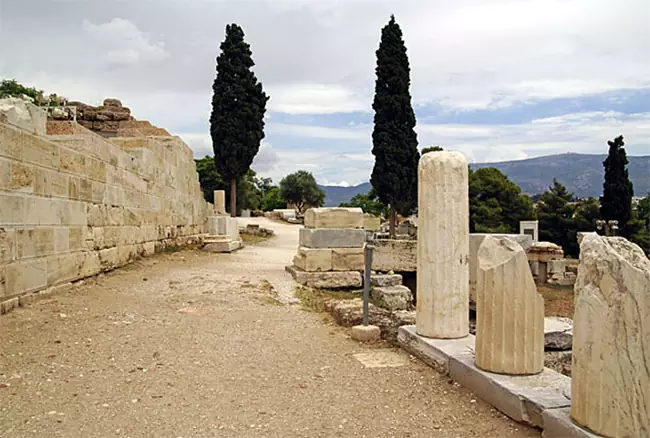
[0,218,540,438]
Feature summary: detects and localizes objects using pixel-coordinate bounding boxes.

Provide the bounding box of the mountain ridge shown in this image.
[320,153,650,206]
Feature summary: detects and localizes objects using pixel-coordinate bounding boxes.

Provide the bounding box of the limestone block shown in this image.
[417,151,470,339]
[23,196,62,226]
[0,193,26,225]
[331,248,364,271]
[34,167,68,198]
[571,234,650,437]
[1,297,19,314]
[143,242,155,256]
[202,237,242,253]
[6,258,47,296]
[68,227,84,250]
[371,285,412,311]
[11,162,35,192]
[293,247,332,272]
[544,316,573,351]
[370,274,402,287]
[526,242,564,262]
[99,247,118,270]
[547,259,566,274]
[304,207,363,229]
[475,236,544,375]
[351,325,381,342]
[0,158,10,190]
[0,228,15,264]
[469,233,533,303]
[299,228,365,249]
[60,200,87,226]
[213,190,226,215]
[16,227,55,259]
[285,264,362,289]
[371,239,417,272]
[22,133,60,169]
[46,252,85,286]
[363,214,381,231]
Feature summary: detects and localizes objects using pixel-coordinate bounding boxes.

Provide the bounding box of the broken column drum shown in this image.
[416,151,469,339]
[475,236,544,375]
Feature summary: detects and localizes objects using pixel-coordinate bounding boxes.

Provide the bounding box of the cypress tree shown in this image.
[370,15,419,237]
[210,24,268,217]
[600,135,634,231]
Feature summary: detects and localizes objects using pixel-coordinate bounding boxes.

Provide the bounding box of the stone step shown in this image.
[370,274,403,287]
[371,285,412,311]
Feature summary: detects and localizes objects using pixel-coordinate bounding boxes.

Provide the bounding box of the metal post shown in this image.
[363,244,374,326]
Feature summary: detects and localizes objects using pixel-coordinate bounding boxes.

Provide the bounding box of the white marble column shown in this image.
[475,236,544,375]
[416,151,469,339]
[571,233,650,437]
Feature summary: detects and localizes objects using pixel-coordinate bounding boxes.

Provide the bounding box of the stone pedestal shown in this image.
[213,190,226,215]
[475,236,544,375]
[304,207,363,229]
[416,151,469,339]
[571,234,650,437]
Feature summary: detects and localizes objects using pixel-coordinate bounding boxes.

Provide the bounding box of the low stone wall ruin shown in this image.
[0,115,211,314]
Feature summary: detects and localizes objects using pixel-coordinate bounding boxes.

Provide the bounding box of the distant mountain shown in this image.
[320,182,371,207]
[472,153,650,198]
[319,153,650,205]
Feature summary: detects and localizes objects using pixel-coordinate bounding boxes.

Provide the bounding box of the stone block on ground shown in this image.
[293,247,332,272]
[285,265,362,289]
[475,236,544,375]
[202,237,241,253]
[371,285,412,311]
[304,207,363,229]
[351,325,381,342]
[370,274,402,287]
[207,216,239,241]
[331,248,364,271]
[542,408,601,438]
[299,228,365,249]
[571,234,650,437]
[397,325,475,374]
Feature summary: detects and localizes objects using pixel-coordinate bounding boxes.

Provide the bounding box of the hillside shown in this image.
[319,182,371,207]
[472,153,650,198]
[320,153,650,205]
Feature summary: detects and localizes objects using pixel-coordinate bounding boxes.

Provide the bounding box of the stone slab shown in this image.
[202,238,241,253]
[450,355,571,428]
[304,207,363,229]
[299,228,365,249]
[398,325,572,430]
[542,408,601,438]
[351,325,381,342]
[285,264,362,289]
[207,216,239,241]
[370,274,402,287]
[397,325,475,374]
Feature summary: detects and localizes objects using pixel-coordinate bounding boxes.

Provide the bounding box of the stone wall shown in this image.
[0,118,211,313]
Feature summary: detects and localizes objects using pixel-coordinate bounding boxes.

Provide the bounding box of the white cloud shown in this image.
[83,18,170,67]
[267,84,370,114]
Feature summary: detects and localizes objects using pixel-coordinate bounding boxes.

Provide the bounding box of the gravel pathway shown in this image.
[0,218,540,437]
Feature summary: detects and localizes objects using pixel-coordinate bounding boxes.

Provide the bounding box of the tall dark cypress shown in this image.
[210,24,268,217]
[600,135,634,231]
[370,15,419,237]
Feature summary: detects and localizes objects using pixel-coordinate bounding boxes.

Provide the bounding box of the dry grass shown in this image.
[240,233,274,245]
[294,286,360,313]
[538,284,574,317]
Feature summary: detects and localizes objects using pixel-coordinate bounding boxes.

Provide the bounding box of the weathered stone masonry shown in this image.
[0,119,211,314]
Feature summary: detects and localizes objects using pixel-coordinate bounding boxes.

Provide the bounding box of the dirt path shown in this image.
[0,218,539,437]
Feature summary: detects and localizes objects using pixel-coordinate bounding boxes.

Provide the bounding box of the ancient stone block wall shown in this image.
[0,120,211,313]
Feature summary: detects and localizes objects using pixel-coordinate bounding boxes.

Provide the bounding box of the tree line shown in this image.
[206,17,648,256]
